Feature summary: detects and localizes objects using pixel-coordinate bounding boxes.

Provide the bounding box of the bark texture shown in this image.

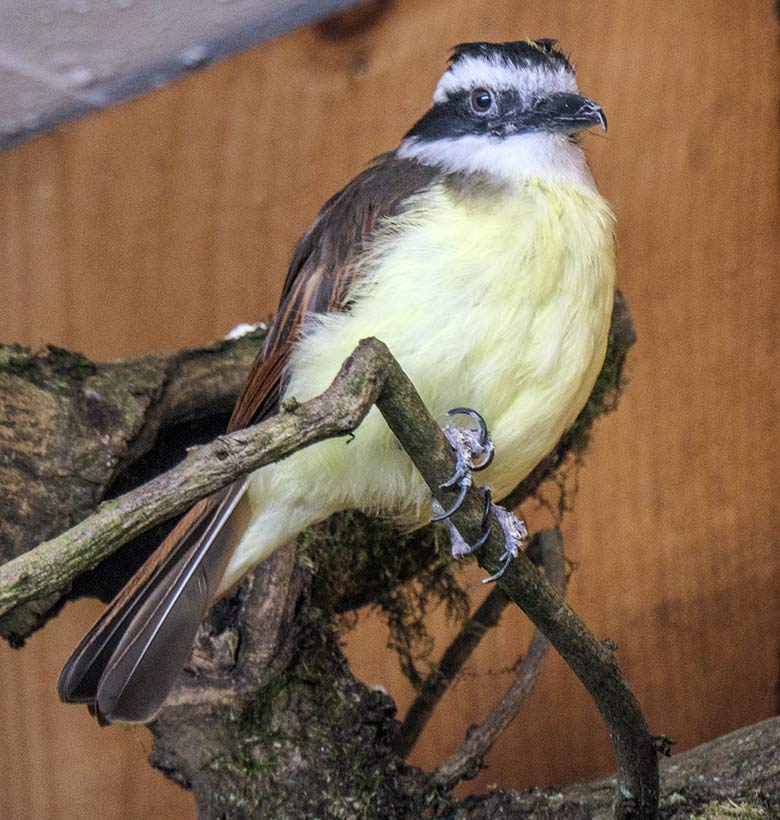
[5,294,767,819]
[460,717,780,819]
[0,328,265,642]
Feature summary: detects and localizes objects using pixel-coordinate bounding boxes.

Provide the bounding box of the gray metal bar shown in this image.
[0,0,365,149]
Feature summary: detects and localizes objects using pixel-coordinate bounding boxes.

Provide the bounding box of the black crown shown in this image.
[449,40,573,73]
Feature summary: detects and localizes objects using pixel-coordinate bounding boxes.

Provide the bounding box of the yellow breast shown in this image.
[284,176,615,510]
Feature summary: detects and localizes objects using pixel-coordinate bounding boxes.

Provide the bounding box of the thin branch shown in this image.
[433,528,567,785]
[395,529,564,761]
[0,336,657,819]
[0,337,385,619]
[368,362,659,819]
[395,586,510,759]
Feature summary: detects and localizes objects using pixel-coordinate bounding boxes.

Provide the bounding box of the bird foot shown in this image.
[433,489,527,582]
[433,486,493,558]
[430,408,526,582]
[431,408,494,522]
[481,504,527,583]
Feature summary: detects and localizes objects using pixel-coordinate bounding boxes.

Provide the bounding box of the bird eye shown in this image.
[469,87,494,114]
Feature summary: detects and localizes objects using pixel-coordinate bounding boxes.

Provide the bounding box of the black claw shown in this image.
[464,488,493,554]
[447,407,488,443]
[474,444,494,472]
[482,551,514,584]
[446,407,494,471]
[431,478,469,521]
[466,527,491,555]
[447,406,486,432]
[440,468,466,490]
[480,487,492,522]
[436,408,495,526]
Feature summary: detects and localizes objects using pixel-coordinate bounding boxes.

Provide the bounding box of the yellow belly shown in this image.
[222,175,615,589]
[282,177,615,510]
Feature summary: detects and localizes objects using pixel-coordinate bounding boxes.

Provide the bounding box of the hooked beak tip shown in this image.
[578,97,607,133]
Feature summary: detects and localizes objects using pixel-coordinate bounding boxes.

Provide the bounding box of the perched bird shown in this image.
[58,39,615,724]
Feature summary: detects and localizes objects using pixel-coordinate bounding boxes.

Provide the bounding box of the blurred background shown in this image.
[0,0,778,818]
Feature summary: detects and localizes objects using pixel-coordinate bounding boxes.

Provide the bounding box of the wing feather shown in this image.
[229,155,438,429]
[59,154,438,722]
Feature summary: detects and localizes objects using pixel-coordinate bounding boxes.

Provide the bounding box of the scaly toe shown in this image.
[481,505,527,584]
[443,408,494,472]
[435,487,493,559]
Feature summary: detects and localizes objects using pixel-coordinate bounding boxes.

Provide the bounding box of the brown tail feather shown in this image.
[57,496,217,704]
[58,482,249,723]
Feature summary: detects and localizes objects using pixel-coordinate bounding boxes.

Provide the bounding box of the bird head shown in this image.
[398,40,606,184]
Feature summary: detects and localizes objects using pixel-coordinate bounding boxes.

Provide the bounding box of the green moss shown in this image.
[299,510,469,689]
[205,620,452,819]
[0,344,98,408]
[690,799,778,819]
[0,344,34,371]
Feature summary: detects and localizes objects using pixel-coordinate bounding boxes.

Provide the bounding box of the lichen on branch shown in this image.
[0,296,663,819]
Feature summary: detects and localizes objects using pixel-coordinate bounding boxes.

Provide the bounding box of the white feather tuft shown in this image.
[224,321,264,340]
[397,132,597,191]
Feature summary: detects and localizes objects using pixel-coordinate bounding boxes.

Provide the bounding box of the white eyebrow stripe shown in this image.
[433,56,578,104]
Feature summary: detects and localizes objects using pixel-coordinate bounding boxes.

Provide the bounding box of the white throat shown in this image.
[397,132,597,191]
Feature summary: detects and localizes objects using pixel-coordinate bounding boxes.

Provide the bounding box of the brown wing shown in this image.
[58,153,438,722]
[228,154,438,430]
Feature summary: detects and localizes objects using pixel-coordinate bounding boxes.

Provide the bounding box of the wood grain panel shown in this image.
[0,0,777,817]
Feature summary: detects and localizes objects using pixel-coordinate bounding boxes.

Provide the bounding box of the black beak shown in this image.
[575,96,608,132]
[523,93,607,135]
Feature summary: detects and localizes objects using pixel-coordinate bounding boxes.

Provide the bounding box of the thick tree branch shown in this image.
[463,716,780,819]
[0,337,385,620]
[2,334,655,818]
[0,329,264,641]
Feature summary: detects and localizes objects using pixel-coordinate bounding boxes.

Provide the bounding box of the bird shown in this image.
[58,39,615,724]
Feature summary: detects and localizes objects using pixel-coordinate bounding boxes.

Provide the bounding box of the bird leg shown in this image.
[431,408,494,521]
[431,408,527,582]
[480,504,527,583]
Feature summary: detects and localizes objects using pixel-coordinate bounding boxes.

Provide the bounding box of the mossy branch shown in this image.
[2,334,656,819]
[0,328,265,642]
[0,338,384,620]
[466,716,780,818]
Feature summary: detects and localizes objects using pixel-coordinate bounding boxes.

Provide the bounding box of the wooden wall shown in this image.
[1,1,778,817]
